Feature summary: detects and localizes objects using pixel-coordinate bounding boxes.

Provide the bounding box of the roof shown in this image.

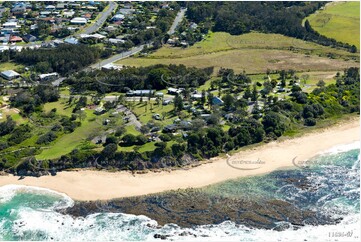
[212,96,224,105]
[70,17,87,24]
[64,37,79,44]
[1,70,20,78]
[39,72,59,79]
[9,36,22,41]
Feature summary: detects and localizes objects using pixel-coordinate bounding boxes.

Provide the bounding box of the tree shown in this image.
[251,85,258,101]
[301,74,309,85]
[262,112,285,137]
[121,134,137,146]
[101,143,117,159]
[174,95,183,112]
[223,94,235,110]
[0,116,16,136]
[317,80,326,87]
[243,86,252,100]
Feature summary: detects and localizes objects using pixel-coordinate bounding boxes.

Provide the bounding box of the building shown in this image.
[70,17,87,25]
[9,36,23,42]
[167,87,183,95]
[22,34,37,43]
[126,90,154,97]
[2,22,20,29]
[38,72,59,81]
[101,63,123,71]
[212,96,224,106]
[111,14,125,21]
[108,38,124,44]
[64,37,79,44]
[1,70,20,80]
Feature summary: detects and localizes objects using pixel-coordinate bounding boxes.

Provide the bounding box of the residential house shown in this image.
[64,37,79,44]
[70,17,87,25]
[111,14,124,21]
[9,36,23,42]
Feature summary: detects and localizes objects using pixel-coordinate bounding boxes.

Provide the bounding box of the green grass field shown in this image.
[0,62,24,72]
[36,110,102,160]
[306,1,360,48]
[117,32,359,74]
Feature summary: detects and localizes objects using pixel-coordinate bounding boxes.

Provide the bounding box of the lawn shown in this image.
[306,1,360,48]
[43,99,74,117]
[0,62,24,72]
[36,112,102,160]
[117,32,359,74]
[131,101,175,125]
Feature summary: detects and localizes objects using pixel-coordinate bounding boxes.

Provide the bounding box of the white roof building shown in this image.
[1,70,21,80]
[70,17,87,25]
[2,22,20,29]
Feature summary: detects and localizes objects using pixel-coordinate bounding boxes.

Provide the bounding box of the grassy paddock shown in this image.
[306,1,360,48]
[117,32,359,74]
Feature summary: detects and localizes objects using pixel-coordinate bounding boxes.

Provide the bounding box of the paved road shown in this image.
[89,8,187,69]
[167,8,187,35]
[80,2,118,35]
[89,44,147,69]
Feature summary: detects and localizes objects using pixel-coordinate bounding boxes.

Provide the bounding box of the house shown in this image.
[101,63,123,71]
[212,96,224,106]
[190,22,198,30]
[9,36,23,42]
[104,26,116,32]
[64,37,79,44]
[108,38,124,44]
[167,87,183,95]
[94,106,106,115]
[1,70,20,80]
[63,10,75,18]
[163,124,177,133]
[38,72,59,81]
[126,90,154,97]
[2,22,20,29]
[45,5,56,11]
[83,13,92,19]
[11,5,26,15]
[111,14,124,21]
[22,34,37,43]
[56,3,66,9]
[162,99,172,105]
[191,93,202,100]
[40,11,52,16]
[70,17,87,25]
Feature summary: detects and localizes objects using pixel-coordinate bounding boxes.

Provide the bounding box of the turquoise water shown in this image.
[0,144,360,241]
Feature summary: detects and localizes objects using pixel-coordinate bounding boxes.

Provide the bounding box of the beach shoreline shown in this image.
[0,118,359,201]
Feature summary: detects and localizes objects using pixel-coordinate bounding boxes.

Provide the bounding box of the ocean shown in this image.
[0,142,360,241]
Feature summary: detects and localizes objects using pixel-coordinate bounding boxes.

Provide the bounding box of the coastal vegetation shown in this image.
[0,65,358,176]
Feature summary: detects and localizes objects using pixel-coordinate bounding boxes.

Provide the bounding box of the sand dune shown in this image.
[0,118,359,201]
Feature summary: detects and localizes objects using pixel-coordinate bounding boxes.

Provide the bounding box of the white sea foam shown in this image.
[0,184,74,208]
[319,141,360,156]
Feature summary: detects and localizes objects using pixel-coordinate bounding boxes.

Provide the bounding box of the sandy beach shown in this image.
[0,118,359,201]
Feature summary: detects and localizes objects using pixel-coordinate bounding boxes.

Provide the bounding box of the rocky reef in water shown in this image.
[62,177,340,230]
